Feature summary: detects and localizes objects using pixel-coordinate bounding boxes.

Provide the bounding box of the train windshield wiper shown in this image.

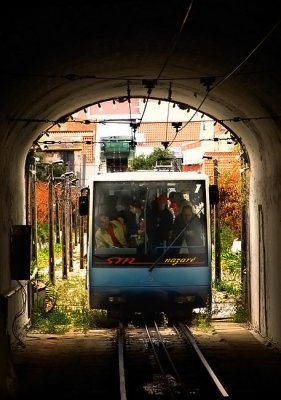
[149,206,204,272]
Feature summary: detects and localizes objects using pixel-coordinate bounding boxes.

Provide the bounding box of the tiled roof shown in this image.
[137,122,200,147]
[203,152,239,183]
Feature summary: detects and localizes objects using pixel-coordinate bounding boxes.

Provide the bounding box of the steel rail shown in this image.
[117,321,127,400]
[177,322,230,398]
[153,321,192,399]
[145,324,176,400]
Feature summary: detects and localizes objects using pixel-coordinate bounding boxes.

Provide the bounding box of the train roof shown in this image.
[91,171,209,182]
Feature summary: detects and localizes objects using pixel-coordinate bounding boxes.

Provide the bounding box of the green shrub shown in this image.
[31,308,72,334]
[212,224,247,322]
[30,263,118,333]
[191,309,212,332]
[37,223,49,247]
[232,296,248,323]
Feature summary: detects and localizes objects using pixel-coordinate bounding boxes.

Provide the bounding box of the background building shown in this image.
[37,99,236,187]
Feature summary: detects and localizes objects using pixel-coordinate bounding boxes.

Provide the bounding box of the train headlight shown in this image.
[175,295,196,304]
[108,296,126,304]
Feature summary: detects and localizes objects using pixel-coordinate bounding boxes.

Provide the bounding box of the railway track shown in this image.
[117,320,229,399]
[14,320,281,399]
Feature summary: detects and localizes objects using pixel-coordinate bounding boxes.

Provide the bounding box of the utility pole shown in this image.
[73,191,79,247]
[30,156,39,266]
[61,176,68,280]
[61,172,74,278]
[48,160,64,284]
[68,178,78,272]
[54,183,60,244]
[80,215,84,269]
[213,158,221,283]
[80,214,90,270]
[48,166,55,284]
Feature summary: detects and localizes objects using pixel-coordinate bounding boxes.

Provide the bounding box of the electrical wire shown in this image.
[138,0,195,125]
[170,16,281,145]
[214,18,281,91]
[27,112,281,149]
[126,81,137,146]
[156,0,195,81]
[2,68,281,82]
[15,113,279,128]
[36,136,236,147]
[164,85,172,143]
[8,9,281,151]
[12,281,27,348]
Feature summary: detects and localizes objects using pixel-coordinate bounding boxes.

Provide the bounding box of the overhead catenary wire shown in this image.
[8,10,281,150]
[138,0,195,126]
[169,16,281,146]
[36,136,236,148]
[30,112,281,149]
[22,113,281,132]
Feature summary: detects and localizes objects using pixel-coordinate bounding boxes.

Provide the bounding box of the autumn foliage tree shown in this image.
[36,181,48,224]
[36,181,77,224]
[218,162,242,238]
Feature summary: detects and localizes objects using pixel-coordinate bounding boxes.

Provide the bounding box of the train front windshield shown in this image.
[92,178,209,266]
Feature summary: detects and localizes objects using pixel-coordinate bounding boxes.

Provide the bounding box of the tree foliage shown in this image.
[36,181,48,223]
[36,180,78,225]
[36,162,66,181]
[218,162,242,237]
[130,147,174,170]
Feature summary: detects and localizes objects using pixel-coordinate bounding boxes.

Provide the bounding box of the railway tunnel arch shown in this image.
[1,2,281,385]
